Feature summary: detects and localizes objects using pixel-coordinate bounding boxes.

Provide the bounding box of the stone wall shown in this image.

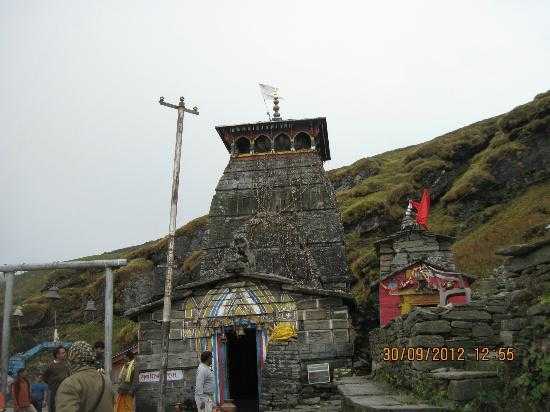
[369,236,550,404]
[260,296,353,410]
[260,341,301,409]
[370,302,505,374]
[133,285,354,411]
[495,237,550,352]
[260,341,346,411]
[377,231,456,278]
[134,315,198,410]
[202,152,350,290]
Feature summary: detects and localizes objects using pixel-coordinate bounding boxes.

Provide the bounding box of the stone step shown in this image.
[430,370,498,380]
[336,376,450,412]
[271,398,343,411]
[336,376,371,385]
[343,395,449,412]
[429,369,499,402]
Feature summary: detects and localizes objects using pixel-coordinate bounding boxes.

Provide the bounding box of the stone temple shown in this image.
[126,110,354,410]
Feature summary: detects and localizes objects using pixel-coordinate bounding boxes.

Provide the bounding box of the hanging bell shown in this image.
[237,326,245,337]
[84,300,97,312]
[12,306,24,318]
[44,286,61,300]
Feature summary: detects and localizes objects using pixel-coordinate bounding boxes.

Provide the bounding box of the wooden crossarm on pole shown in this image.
[157,95,199,412]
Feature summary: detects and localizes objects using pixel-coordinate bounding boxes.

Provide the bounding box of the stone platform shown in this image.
[336,376,450,412]
[430,369,498,402]
[269,398,343,412]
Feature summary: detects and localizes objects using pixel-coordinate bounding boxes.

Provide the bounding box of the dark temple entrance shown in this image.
[226,328,259,411]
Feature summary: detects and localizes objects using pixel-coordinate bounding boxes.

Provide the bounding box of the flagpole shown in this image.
[260,89,271,121]
[260,83,281,121]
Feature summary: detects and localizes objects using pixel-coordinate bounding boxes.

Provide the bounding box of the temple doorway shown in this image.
[226,328,259,411]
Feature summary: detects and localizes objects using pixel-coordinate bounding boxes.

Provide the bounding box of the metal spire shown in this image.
[272,90,282,121]
[401,200,419,231]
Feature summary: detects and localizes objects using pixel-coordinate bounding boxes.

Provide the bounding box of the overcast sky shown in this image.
[1,1,549,264]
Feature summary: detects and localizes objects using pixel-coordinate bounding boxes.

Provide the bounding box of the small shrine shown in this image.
[373,190,475,326]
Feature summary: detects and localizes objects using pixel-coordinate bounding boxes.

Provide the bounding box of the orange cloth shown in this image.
[0,392,5,410]
[114,393,134,412]
[11,377,32,408]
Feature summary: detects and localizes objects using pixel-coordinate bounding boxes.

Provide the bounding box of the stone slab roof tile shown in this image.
[374,229,455,248]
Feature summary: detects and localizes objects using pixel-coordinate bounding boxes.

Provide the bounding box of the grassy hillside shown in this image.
[329,90,550,301]
[1,216,209,354]
[2,91,549,353]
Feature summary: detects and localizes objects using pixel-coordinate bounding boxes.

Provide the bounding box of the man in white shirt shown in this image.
[195,351,215,412]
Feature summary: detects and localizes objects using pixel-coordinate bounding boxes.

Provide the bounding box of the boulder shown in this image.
[504,242,550,272]
[496,237,550,257]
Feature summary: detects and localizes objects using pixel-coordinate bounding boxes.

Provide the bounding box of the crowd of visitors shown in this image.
[1,340,136,412]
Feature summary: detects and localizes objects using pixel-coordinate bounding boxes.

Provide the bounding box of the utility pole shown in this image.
[104,267,114,381]
[158,96,199,412]
[1,272,14,397]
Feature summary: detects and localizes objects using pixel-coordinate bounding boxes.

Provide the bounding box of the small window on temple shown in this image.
[274,133,291,151]
[254,135,271,153]
[235,137,251,155]
[294,132,312,150]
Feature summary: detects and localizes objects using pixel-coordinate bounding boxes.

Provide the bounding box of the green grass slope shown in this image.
[1,216,208,354]
[329,91,550,301]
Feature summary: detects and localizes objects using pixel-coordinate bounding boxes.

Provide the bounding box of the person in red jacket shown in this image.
[11,368,37,412]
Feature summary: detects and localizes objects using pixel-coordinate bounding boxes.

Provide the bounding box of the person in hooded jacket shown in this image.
[55,341,113,412]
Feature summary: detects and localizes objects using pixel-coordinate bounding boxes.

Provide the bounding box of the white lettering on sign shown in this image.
[138,370,184,383]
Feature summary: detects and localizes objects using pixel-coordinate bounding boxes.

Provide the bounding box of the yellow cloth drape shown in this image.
[269,322,297,342]
[118,359,135,383]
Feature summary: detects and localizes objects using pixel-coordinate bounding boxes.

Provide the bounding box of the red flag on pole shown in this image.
[411,189,431,229]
